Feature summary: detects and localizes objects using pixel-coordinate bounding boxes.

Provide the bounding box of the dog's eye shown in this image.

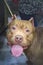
[12,26,16,30]
[26,29,30,32]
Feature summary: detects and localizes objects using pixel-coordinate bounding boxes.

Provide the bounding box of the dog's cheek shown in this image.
[21,36,29,46]
[27,34,34,42]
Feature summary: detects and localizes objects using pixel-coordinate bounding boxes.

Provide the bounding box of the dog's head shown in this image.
[7,18,35,49]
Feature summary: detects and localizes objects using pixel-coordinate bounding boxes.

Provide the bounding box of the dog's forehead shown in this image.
[14,19,28,24]
[9,19,32,27]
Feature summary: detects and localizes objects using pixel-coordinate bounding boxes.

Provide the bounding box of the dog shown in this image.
[7,16,43,65]
[0,16,43,65]
[6,17,34,64]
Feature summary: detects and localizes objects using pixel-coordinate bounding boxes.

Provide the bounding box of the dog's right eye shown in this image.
[12,26,16,30]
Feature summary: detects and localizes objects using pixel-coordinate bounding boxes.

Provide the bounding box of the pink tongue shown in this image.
[11,45,23,57]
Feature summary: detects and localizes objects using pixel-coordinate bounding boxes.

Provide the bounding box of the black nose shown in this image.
[15,35,23,42]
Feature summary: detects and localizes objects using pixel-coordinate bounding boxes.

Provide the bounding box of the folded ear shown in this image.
[12,15,16,20]
[29,17,34,26]
[8,15,16,24]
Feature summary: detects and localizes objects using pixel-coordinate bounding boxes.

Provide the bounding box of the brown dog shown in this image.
[7,17,43,65]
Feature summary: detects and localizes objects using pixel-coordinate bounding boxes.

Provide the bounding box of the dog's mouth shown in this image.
[8,41,28,49]
[7,41,28,57]
[7,42,28,50]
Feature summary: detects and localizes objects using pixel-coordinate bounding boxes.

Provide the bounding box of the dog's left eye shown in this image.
[26,29,30,32]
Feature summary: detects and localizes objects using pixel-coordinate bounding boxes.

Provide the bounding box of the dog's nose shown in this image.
[15,35,23,42]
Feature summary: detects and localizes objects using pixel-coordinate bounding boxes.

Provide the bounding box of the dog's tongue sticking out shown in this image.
[11,45,23,57]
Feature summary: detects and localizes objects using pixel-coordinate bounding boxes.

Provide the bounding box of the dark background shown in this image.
[0,0,5,35]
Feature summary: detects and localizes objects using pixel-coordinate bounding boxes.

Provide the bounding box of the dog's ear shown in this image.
[8,15,16,24]
[29,17,34,26]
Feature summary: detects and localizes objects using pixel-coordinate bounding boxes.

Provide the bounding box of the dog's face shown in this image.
[7,18,35,49]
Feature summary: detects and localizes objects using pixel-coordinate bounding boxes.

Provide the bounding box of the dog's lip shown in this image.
[8,41,28,49]
[11,44,28,50]
[12,44,28,49]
